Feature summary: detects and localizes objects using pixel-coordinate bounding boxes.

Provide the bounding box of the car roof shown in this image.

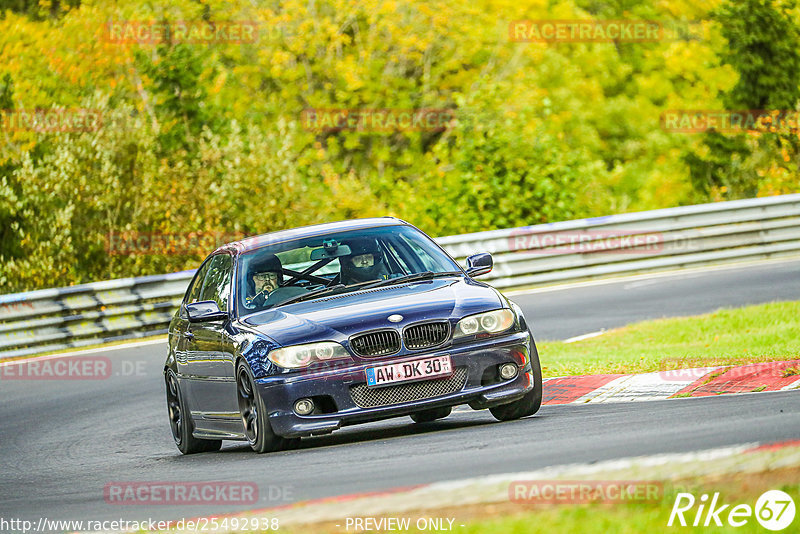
[213,217,410,255]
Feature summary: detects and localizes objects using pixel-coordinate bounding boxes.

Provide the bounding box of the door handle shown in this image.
[184,330,195,341]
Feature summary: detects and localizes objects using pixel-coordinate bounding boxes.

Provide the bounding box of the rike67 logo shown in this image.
[668,490,796,531]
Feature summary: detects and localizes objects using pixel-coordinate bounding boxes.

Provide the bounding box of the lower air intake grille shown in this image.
[349,367,468,408]
[350,330,401,357]
[404,321,450,350]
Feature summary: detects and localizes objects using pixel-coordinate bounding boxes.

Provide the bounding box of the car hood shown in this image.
[242,277,503,346]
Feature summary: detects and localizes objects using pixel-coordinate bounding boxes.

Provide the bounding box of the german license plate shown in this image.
[365,355,452,387]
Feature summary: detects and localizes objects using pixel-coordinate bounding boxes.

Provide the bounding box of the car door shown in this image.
[173,259,212,383]
[185,253,237,429]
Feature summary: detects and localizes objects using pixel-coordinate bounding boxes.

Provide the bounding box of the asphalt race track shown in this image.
[1,259,799,525]
[518,258,800,341]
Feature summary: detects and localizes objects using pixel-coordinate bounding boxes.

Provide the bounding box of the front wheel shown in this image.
[236,361,295,454]
[489,335,543,422]
[165,370,222,454]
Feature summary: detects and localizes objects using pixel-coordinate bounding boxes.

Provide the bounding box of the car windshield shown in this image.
[236,224,462,315]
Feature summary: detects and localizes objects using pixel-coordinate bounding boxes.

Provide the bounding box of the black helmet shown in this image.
[340,238,386,284]
[345,237,383,259]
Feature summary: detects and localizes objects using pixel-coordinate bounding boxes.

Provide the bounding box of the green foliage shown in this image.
[134,43,219,154]
[408,88,606,233]
[0,94,385,289]
[0,0,81,20]
[0,72,12,109]
[685,132,757,197]
[685,0,800,199]
[0,0,797,292]
[716,0,800,110]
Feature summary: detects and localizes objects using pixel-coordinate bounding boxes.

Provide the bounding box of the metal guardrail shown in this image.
[2,194,799,358]
[0,272,194,358]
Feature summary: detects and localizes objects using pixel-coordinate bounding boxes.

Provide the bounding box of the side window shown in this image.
[185,260,212,305]
[199,254,233,311]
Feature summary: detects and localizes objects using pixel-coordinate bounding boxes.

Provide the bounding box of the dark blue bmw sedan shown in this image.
[164,218,542,454]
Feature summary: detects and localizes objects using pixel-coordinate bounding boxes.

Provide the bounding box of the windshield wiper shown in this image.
[360,271,462,290]
[275,284,346,307]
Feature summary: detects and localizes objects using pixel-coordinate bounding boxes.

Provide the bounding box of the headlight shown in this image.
[268,342,349,369]
[453,309,515,339]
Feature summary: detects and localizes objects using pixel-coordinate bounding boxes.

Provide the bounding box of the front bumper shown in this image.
[255,330,534,437]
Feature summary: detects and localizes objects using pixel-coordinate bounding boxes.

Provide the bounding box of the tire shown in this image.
[165,370,222,454]
[410,406,452,423]
[489,334,543,422]
[236,361,296,454]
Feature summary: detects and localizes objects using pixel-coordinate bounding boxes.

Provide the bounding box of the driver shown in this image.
[340,238,389,284]
[246,253,283,308]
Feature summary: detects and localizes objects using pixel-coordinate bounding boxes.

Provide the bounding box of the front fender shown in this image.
[237,333,281,378]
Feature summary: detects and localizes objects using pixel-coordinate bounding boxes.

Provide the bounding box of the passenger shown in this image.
[340,238,390,285]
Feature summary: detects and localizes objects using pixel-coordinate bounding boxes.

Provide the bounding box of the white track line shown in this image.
[563,330,606,344]
[781,378,800,391]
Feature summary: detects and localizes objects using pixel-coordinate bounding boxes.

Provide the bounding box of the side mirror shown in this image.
[465,253,493,277]
[186,300,228,323]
